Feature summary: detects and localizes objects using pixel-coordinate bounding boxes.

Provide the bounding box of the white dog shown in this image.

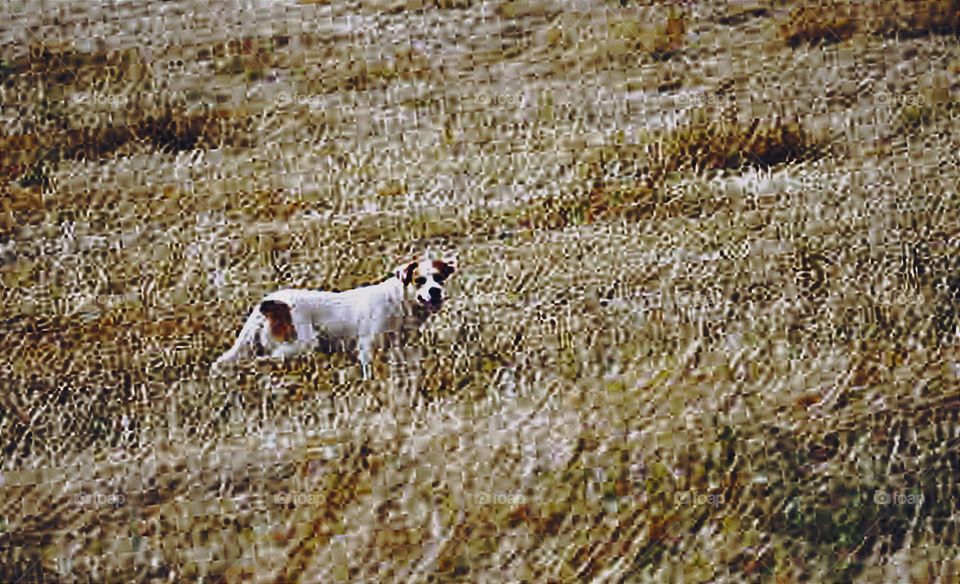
[213,257,456,379]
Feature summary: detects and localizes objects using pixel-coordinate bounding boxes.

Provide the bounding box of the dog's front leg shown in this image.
[358,336,375,380]
[270,341,309,360]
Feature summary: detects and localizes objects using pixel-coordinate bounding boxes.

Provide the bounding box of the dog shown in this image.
[212,257,456,379]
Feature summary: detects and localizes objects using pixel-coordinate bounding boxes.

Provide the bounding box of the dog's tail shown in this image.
[212,307,266,370]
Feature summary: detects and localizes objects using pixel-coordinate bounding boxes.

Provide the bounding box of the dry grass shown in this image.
[6,44,151,88]
[781,0,960,46]
[1,0,959,581]
[1,107,254,182]
[517,114,823,229]
[0,42,260,187]
[303,45,435,94]
[566,7,688,69]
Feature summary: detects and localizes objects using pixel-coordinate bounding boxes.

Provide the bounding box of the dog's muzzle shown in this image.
[419,288,445,310]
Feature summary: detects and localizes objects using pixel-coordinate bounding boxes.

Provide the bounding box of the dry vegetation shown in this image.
[1,0,959,582]
[780,0,960,46]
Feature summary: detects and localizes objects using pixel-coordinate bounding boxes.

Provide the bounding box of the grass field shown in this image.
[1,0,959,581]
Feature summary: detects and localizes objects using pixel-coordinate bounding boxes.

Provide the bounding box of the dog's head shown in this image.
[395,257,457,311]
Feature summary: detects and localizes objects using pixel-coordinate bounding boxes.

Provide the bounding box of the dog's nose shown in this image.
[429,287,443,303]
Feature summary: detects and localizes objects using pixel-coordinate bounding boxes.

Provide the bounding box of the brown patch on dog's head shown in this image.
[259,300,297,342]
[395,261,418,285]
[432,259,456,281]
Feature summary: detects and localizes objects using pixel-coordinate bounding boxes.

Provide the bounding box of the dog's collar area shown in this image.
[423,303,443,315]
[411,300,442,318]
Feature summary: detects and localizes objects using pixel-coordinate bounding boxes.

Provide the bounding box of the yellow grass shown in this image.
[781,0,959,46]
[1,0,958,581]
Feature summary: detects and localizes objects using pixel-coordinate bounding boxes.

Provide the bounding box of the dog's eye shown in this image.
[434,274,446,283]
[415,277,427,286]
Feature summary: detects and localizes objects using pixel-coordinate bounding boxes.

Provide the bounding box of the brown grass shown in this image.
[0,106,255,186]
[304,45,434,94]
[583,8,688,66]
[518,114,823,230]
[781,0,960,46]
[1,0,959,581]
[252,112,819,245]
[9,45,151,88]
[780,3,859,47]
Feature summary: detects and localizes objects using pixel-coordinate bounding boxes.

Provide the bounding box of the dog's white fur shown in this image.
[213,257,456,379]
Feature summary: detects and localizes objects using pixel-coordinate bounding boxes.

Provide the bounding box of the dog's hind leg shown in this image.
[212,308,266,369]
[358,336,375,380]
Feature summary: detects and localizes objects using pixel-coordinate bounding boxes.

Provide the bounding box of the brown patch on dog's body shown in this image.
[259,300,297,342]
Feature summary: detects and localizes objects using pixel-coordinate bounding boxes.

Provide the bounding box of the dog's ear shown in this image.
[436,257,457,278]
[395,261,418,285]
